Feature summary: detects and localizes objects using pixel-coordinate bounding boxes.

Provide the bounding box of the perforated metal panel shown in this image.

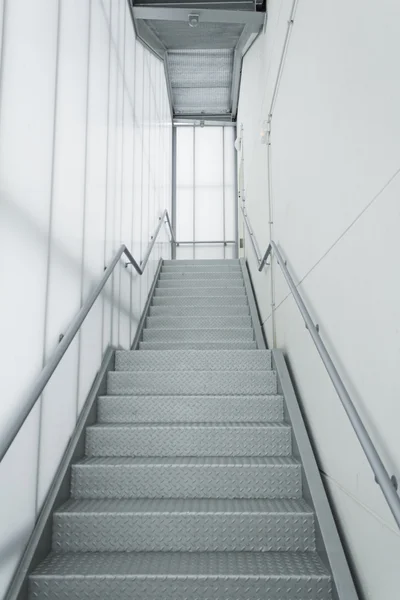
[169,49,233,114]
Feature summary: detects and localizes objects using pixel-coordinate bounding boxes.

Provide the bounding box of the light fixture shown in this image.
[188,13,200,27]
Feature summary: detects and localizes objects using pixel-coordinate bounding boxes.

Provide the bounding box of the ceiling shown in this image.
[131,0,265,122]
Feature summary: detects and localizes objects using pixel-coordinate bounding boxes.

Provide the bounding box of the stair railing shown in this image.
[0,209,175,464]
[241,204,400,529]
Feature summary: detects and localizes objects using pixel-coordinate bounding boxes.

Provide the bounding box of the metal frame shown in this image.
[239,258,266,349]
[0,210,175,464]
[240,205,400,529]
[131,5,264,120]
[272,349,359,600]
[5,347,116,600]
[132,6,265,26]
[131,258,163,349]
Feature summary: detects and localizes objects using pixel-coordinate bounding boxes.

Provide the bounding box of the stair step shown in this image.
[149,305,250,316]
[98,395,284,423]
[107,370,276,396]
[30,551,331,600]
[155,287,247,297]
[146,315,252,329]
[139,341,258,350]
[85,423,291,457]
[115,350,271,371]
[160,271,243,280]
[152,295,248,306]
[53,498,315,552]
[72,456,302,499]
[164,259,240,265]
[142,328,254,342]
[157,279,244,289]
[162,264,241,273]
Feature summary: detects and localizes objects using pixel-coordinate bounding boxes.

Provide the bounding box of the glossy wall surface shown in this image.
[237,1,400,598]
[0,0,172,596]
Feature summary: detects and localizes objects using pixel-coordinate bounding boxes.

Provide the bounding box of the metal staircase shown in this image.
[28,258,349,599]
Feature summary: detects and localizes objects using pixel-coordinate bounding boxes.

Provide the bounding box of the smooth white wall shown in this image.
[0,0,172,595]
[237,1,400,598]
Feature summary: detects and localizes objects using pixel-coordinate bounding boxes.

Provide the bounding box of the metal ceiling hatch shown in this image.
[130,0,265,121]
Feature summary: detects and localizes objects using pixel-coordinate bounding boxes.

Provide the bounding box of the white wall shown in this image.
[175,125,237,259]
[0,0,172,595]
[237,1,400,598]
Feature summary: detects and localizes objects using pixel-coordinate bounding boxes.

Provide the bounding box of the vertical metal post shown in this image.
[192,124,196,259]
[171,125,177,259]
[234,124,239,259]
[222,126,226,259]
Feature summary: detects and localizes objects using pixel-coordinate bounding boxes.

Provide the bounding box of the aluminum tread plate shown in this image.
[53,499,315,552]
[142,328,254,342]
[30,552,332,600]
[152,295,248,306]
[97,394,284,423]
[115,349,272,371]
[146,315,252,328]
[155,287,247,297]
[149,305,250,316]
[163,259,240,265]
[139,341,258,350]
[107,370,276,395]
[162,265,241,273]
[157,280,244,289]
[85,422,292,457]
[72,456,302,499]
[160,271,243,279]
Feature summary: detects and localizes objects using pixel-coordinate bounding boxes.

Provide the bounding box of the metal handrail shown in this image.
[241,204,400,528]
[0,210,175,464]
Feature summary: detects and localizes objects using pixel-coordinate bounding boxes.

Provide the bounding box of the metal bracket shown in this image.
[376,474,398,491]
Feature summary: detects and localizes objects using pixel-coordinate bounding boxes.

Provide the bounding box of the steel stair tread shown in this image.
[97,394,284,423]
[115,349,272,371]
[75,455,301,467]
[56,498,313,515]
[139,341,258,349]
[87,421,290,428]
[30,550,331,579]
[145,316,252,328]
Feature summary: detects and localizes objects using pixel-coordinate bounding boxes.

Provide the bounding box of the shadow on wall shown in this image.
[1,192,145,324]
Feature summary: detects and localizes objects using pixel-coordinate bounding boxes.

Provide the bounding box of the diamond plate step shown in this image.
[115,350,271,371]
[97,395,284,423]
[30,551,332,600]
[53,498,315,552]
[158,279,244,289]
[142,328,254,342]
[162,265,241,273]
[85,423,291,457]
[164,259,240,265]
[155,287,247,297]
[139,341,258,350]
[152,295,248,306]
[107,370,276,395]
[149,305,250,317]
[72,456,302,499]
[160,271,243,280]
[146,315,252,329]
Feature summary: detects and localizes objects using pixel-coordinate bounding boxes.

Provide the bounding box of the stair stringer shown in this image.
[272,349,359,600]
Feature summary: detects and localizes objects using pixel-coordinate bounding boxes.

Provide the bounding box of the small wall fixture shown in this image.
[188,13,200,27]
